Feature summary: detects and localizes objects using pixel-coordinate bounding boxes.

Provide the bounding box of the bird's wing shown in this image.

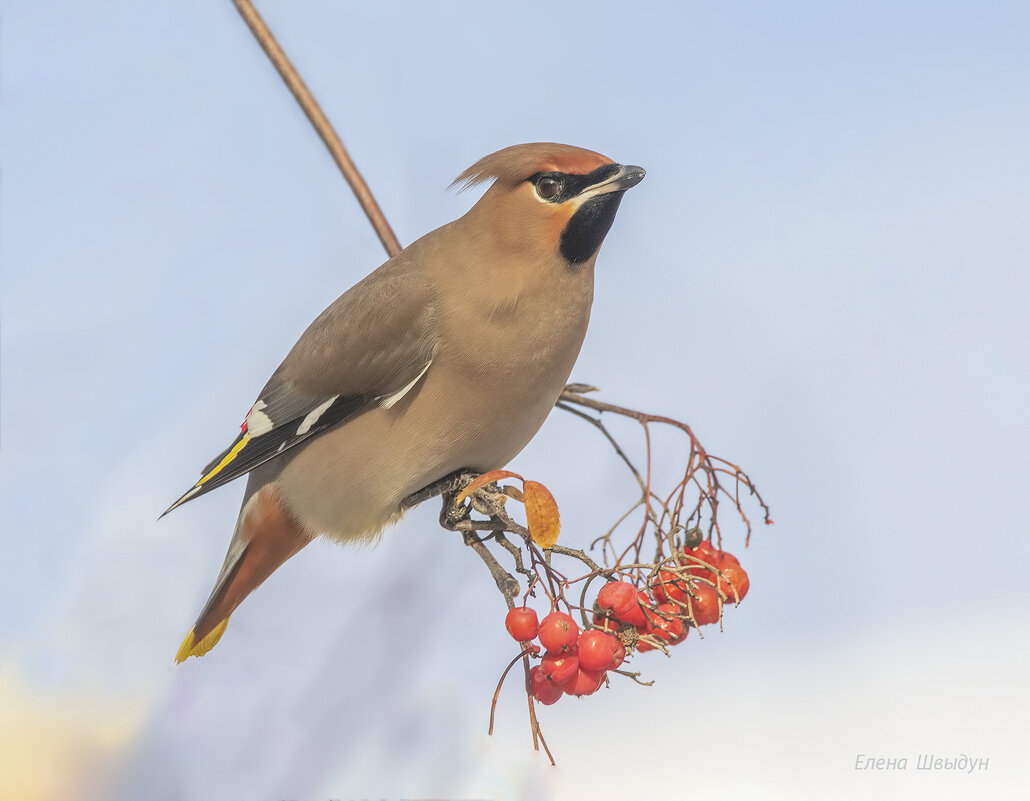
[163,268,438,516]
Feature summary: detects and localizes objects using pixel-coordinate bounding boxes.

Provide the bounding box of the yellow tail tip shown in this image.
[175,617,230,663]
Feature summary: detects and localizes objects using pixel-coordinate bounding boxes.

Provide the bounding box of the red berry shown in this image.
[538,611,580,652]
[695,540,719,560]
[652,568,690,604]
[505,607,539,642]
[718,564,750,602]
[686,581,721,626]
[597,581,637,617]
[715,549,741,569]
[577,630,621,671]
[541,649,579,686]
[649,603,688,645]
[635,615,657,651]
[610,641,626,669]
[683,540,714,557]
[616,590,650,629]
[680,541,719,578]
[564,667,606,696]
[634,593,656,635]
[529,665,563,705]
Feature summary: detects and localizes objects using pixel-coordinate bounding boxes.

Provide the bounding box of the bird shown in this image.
[165,142,645,661]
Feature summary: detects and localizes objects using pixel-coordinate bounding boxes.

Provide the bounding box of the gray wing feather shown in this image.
[265,267,438,404]
[163,265,438,515]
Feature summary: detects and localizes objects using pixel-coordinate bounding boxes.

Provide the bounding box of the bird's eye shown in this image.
[535,176,562,201]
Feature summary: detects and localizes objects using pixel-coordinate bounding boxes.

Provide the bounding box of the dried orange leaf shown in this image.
[523,480,560,549]
[455,469,524,505]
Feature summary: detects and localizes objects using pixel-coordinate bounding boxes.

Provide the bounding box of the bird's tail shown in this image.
[175,486,312,662]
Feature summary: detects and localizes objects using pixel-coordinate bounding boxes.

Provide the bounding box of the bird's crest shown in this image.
[451,142,613,192]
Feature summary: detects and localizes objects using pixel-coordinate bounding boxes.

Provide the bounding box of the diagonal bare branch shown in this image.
[232,0,402,257]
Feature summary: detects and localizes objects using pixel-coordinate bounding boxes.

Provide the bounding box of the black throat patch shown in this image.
[560,192,625,265]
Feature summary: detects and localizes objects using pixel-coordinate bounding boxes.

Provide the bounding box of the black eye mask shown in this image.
[527,163,621,204]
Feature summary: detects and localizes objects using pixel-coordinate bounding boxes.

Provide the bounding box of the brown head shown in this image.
[453,143,645,266]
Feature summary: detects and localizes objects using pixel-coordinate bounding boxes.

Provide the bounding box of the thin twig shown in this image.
[461,531,520,604]
[555,401,648,494]
[489,649,535,736]
[533,711,556,765]
[232,0,402,257]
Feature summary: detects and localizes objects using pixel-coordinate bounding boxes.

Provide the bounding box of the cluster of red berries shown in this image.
[504,541,749,705]
[639,539,748,644]
[505,607,626,704]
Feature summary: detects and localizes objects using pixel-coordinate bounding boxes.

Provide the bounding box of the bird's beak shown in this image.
[583,164,646,197]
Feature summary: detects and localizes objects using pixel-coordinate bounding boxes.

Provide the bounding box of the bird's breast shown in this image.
[420,272,594,471]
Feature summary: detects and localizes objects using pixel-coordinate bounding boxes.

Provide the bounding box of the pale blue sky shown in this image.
[2,2,1029,799]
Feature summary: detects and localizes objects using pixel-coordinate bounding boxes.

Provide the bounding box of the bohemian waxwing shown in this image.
[166,142,645,661]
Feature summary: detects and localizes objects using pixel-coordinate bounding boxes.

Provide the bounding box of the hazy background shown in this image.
[2,1,1028,799]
